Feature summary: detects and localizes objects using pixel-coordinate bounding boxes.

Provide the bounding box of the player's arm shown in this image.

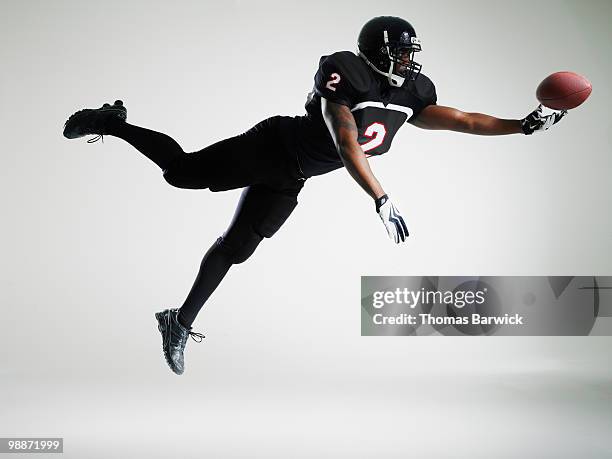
[321,97,409,243]
[410,104,566,135]
[409,105,522,135]
[321,97,385,200]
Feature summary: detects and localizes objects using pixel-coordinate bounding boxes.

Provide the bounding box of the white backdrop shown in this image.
[1,1,611,457]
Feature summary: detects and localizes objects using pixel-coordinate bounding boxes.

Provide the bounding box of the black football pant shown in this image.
[106,116,305,328]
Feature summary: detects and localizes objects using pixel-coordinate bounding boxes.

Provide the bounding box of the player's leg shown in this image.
[106,121,184,171]
[155,180,304,375]
[161,117,292,191]
[108,117,279,185]
[178,181,303,326]
[64,101,289,191]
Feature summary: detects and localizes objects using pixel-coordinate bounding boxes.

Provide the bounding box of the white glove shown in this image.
[520,104,567,135]
[375,194,409,243]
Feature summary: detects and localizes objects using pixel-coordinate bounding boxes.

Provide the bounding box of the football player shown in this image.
[62,16,566,375]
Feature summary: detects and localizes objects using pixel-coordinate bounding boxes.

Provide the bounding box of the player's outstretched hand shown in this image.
[521,104,567,135]
[375,194,409,243]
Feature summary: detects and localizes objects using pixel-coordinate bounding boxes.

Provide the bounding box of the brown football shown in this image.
[536,71,592,110]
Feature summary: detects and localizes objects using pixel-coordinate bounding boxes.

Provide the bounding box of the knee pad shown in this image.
[215,233,263,265]
[162,168,182,188]
[162,157,187,188]
[247,188,300,238]
[163,156,208,190]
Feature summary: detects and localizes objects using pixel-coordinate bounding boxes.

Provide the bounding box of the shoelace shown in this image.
[159,310,205,344]
[188,330,205,343]
[87,134,104,143]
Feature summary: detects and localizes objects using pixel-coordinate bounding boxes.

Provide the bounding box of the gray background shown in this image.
[1,0,611,457]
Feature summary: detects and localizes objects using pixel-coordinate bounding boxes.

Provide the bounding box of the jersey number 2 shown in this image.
[325,73,341,91]
[360,122,387,153]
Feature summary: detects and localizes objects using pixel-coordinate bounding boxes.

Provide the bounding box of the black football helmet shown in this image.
[357,16,422,87]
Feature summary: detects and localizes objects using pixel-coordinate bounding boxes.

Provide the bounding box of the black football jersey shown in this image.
[287,51,437,178]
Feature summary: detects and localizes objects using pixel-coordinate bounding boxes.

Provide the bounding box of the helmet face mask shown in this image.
[357,17,423,87]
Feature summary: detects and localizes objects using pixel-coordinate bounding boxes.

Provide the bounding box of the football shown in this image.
[536,71,592,110]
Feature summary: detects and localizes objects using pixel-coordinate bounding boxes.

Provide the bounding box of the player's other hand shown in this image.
[375,194,409,243]
[521,104,567,135]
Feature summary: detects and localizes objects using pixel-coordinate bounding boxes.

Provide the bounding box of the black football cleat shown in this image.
[155,308,204,375]
[63,100,127,142]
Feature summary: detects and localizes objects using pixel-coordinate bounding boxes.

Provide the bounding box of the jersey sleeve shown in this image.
[314,53,363,107]
[407,73,437,121]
